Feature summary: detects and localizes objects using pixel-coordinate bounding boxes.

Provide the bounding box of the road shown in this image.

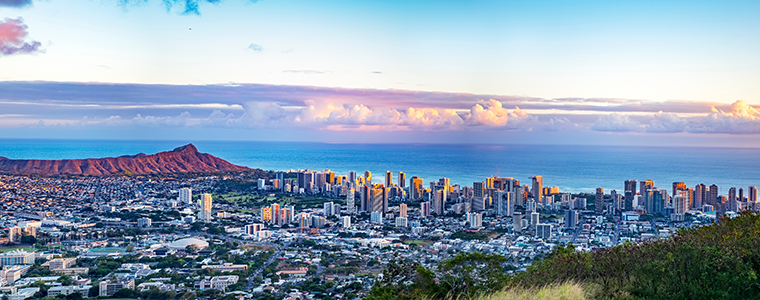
[246,242,290,290]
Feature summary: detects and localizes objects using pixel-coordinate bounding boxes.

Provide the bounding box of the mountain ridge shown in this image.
[0,143,250,176]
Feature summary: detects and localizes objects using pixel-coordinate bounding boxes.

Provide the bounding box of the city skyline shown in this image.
[2,1,760,146]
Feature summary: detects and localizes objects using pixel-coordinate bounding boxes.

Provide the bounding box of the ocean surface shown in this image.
[1,139,759,194]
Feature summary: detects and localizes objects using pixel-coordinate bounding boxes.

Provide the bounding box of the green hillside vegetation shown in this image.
[369,211,760,300]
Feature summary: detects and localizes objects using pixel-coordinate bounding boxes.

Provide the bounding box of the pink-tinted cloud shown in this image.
[0,18,41,56]
[686,100,760,134]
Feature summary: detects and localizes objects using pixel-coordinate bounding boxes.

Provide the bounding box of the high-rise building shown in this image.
[346,188,355,214]
[245,224,263,235]
[495,190,513,216]
[324,202,335,216]
[709,184,719,206]
[531,176,543,200]
[276,172,285,191]
[420,201,431,217]
[261,207,272,223]
[434,190,445,215]
[179,188,192,204]
[646,188,667,215]
[515,185,525,206]
[342,216,351,228]
[399,203,407,218]
[395,217,408,227]
[530,212,540,230]
[271,203,280,224]
[364,171,372,186]
[595,188,604,215]
[385,171,393,188]
[672,195,687,222]
[672,182,686,197]
[473,181,485,200]
[624,180,638,197]
[695,184,707,210]
[198,193,213,222]
[410,177,424,200]
[466,213,482,228]
[728,187,738,212]
[439,178,450,197]
[749,186,758,204]
[639,180,654,209]
[370,211,382,223]
[536,224,552,240]
[565,210,578,229]
[513,212,522,232]
[348,171,357,187]
[370,185,388,215]
[471,196,485,212]
[398,172,406,188]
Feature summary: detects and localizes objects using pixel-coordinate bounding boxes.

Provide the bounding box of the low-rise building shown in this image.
[99,278,135,296]
[196,275,238,291]
[47,285,92,297]
[8,287,39,300]
[0,250,35,267]
[200,263,247,272]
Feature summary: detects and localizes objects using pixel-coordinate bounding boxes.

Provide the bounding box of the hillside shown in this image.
[0,144,250,176]
[370,211,760,300]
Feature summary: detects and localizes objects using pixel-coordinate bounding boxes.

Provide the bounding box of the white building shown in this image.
[179,188,192,204]
[342,216,351,228]
[370,211,383,223]
[395,217,408,227]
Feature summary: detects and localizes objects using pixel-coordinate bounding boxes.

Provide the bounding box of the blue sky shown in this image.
[1,0,760,146]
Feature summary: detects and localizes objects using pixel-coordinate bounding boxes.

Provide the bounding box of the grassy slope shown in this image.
[480,282,587,300]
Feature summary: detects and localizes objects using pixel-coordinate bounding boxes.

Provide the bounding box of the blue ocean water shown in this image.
[1,139,759,194]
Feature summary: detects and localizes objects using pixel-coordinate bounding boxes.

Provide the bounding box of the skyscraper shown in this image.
[640,180,655,209]
[346,188,355,214]
[595,187,604,215]
[398,172,406,188]
[672,182,686,198]
[385,171,393,188]
[495,190,513,217]
[271,203,280,224]
[672,195,687,222]
[399,203,407,218]
[466,212,482,228]
[749,186,758,204]
[513,212,522,232]
[371,185,388,215]
[434,190,445,215]
[695,184,707,209]
[709,184,719,206]
[530,211,540,230]
[420,201,431,217]
[410,176,424,200]
[324,202,334,216]
[364,171,372,186]
[565,209,578,229]
[531,176,543,200]
[624,180,638,197]
[473,181,485,200]
[198,193,212,222]
[179,188,192,204]
[728,187,737,212]
[348,171,357,188]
